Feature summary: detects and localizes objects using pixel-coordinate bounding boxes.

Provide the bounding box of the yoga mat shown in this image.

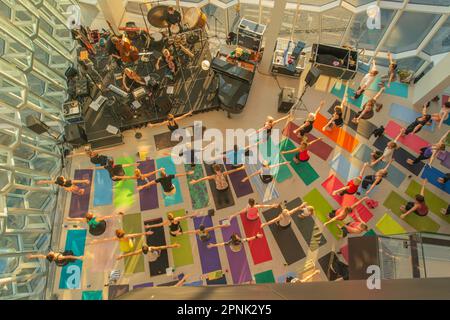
[137,159,159,211]
[374,135,425,176]
[314,113,359,153]
[443,95,450,126]
[239,212,272,265]
[206,276,227,285]
[406,180,450,223]
[321,175,373,223]
[113,157,136,209]
[224,162,254,198]
[365,229,376,236]
[383,191,440,232]
[133,282,154,289]
[286,197,327,251]
[185,281,203,287]
[318,252,345,281]
[443,152,450,170]
[277,272,297,283]
[154,125,206,151]
[158,280,179,287]
[376,214,406,235]
[330,154,361,181]
[220,217,252,284]
[262,205,306,265]
[259,138,293,183]
[280,139,319,186]
[193,215,222,274]
[204,163,235,210]
[93,169,113,207]
[246,161,280,203]
[331,82,369,109]
[156,156,184,207]
[326,100,378,139]
[421,165,450,194]
[185,164,209,210]
[283,122,333,161]
[69,169,93,218]
[59,229,87,289]
[108,285,129,300]
[303,189,341,240]
[167,209,194,267]
[353,144,406,188]
[82,291,103,300]
[368,77,409,98]
[144,218,169,276]
[389,103,435,132]
[340,245,349,263]
[122,213,145,274]
[254,270,275,284]
[384,121,429,154]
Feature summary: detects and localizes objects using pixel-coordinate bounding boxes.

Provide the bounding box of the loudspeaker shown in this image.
[64,123,87,146]
[65,66,78,79]
[305,66,321,87]
[26,115,49,134]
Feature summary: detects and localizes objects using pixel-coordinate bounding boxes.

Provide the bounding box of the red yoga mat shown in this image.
[239,212,272,265]
[321,175,373,223]
[384,121,429,155]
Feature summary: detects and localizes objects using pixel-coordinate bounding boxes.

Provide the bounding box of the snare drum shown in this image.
[151,32,163,45]
[169,24,181,34]
[184,8,207,30]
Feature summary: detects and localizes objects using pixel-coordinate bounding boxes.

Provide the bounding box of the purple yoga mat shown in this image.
[138,160,159,211]
[305,133,334,161]
[224,163,254,198]
[220,217,252,285]
[69,169,93,218]
[133,282,154,289]
[442,152,450,170]
[193,215,222,274]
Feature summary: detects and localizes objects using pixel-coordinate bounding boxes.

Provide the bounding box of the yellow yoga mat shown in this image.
[122,213,145,274]
[376,214,406,235]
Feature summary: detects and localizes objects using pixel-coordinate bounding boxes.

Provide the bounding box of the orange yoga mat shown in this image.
[313,114,359,153]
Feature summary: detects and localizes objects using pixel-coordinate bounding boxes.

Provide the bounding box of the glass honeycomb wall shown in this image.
[0,0,76,300]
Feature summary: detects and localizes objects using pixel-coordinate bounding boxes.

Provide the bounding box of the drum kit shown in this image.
[147,5,207,34]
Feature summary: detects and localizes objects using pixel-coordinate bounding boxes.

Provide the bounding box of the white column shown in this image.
[259,0,288,74]
[97,0,126,34]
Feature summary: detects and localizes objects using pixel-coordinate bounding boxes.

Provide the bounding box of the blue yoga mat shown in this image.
[353,144,406,188]
[330,154,361,182]
[368,77,409,98]
[421,166,450,194]
[59,229,87,289]
[331,82,369,109]
[156,156,183,207]
[93,169,113,206]
[184,281,203,287]
[246,161,280,203]
[389,103,435,132]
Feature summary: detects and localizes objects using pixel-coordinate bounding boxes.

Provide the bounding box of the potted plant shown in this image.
[398,69,413,83]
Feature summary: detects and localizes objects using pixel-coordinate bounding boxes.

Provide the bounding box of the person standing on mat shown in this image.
[332,163,369,196]
[241,160,290,184]
[400,179,429,219]
[352,87,385,124]
[403,105,433,136]
[182,223,230,242]
[378,52,398,89]
[339,211,368,238]
[255,114,291,140]
[323,94,346,132]
[113,167,163,183]
[88,229,154,253]
[150,111,194,133]
[324,197,369,227]
[145,211,198,237]
[358,160,393,196]
[190,164,245,207]
[281,138,322,164]
[208,233,263,253]
[27,251,83,266]
[432,97,449,129]
[406,130,448,166]
[354,59,378,100]
[260,202,310,229]
[117,243,181,261]
[66,211,124,236]
[36,176,90,195]
[85,147,110,167]
[221,141,262,169]
[293,101,324,139]
[228,198,279,222]
[371,129,403,167]
[138,168,193,195]
[101,159,139,182]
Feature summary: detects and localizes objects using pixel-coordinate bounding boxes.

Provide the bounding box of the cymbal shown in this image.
[147,5,169,28]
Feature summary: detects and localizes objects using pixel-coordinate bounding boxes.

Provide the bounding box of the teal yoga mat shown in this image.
[156,156,184,207]
[280,139,319,186]
[59,229,87,289]
[93,169,113,206]
[260,138,293,183]
[331,82,369,109]
[368,76,408,98]
[82,291,103,300]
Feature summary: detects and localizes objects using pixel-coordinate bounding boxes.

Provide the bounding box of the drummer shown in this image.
[165,6,182,35]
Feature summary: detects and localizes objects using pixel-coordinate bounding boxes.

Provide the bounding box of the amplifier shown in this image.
[75,78,90,97]
[132,87,147,100]
[278,87,296,113]
[63,100,84,124]
[237,18,266,52]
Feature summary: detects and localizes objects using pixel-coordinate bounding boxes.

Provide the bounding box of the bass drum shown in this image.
[184,8,207,30]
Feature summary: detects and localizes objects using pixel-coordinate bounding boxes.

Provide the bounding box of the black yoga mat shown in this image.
[154,125,206,151]
[327,100,378,139]
[286,197,327,252]
[373,135,425,176]
[206,276,227,285]
[262,201,306,265]
[108,285,129,300]
[144,218,169,277]
[158,280,179,287]
[203,163,235,210]
[318,251,348,281]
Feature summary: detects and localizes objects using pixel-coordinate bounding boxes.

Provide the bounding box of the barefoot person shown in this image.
[66,211,124,236]
[242,160,289,184]
[255,115,291,139]
[403,105,433,136]
[36,176,90,195]
[88,229,154,253]
[117,243,181,261]
[324,197,369,227]
[359,160,393,196]
[182,223,229,242]
[352,87,385,124]
[371,129,403,167]
[293,101,324,139]
[207,233,263,253]
[354,59,378,99]
[378,52,398,88]
[432,97,449,129]
[150,111,193,133]
[281,138,322,164]
[27,251,83,267]
[339,212,368,238]
[323,92,347,131]
[332,163,368,196]
[400,179,429,219]
[99,159,139,181]
[260,202,311,229]
[406,130,448,166]
[228,198,279,222]
[145,211,198,237]
[138,168,193,195]
[113,168,163,182]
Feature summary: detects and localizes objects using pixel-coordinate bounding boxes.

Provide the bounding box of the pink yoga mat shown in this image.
[321,175,373,223]
[385,121,429,154]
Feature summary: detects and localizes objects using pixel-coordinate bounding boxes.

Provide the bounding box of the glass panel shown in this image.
[379,236,414,279]
[410,0,450,5]
[293,11,320,46]
[423,16,450,56]
[320,7,352,46]
[344,0,377,5]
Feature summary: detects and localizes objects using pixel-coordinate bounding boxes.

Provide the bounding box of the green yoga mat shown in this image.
[303,189,341,240]
[168,209,194,267]
[260,138,293,183]
[383,192,440,233]
[254,270,275,284]
[185,164,209,210]
[406,180,450,224]
[114,156,137,209]
[122,213,145,274]
[82,291,103,300]
[280,139,319,186]
[376,213,406,235]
